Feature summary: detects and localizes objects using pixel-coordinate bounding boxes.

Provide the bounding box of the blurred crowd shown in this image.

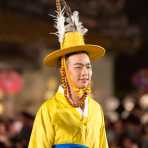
[107,104,148,148]
[0,112,34,148]
[0,97,147,148]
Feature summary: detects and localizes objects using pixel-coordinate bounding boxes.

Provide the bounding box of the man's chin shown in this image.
[79,84,89,89]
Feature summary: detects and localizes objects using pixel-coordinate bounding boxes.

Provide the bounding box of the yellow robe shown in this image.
[28,88,108,148]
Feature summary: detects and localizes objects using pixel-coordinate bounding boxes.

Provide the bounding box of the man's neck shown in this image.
[68,85,83,101]
[59,85,87,110]
[70,89,81,100]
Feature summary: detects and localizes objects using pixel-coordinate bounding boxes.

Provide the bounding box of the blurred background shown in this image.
[0,0,148,147]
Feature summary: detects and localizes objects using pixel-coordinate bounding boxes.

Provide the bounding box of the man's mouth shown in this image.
[80,79,89,82]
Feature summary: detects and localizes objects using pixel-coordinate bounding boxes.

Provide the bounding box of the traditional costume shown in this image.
[28,0,108,148]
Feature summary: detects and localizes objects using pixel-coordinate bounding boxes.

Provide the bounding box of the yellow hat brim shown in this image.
[43,44,105,67]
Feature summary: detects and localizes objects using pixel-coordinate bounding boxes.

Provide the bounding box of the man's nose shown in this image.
[81,66,88,76]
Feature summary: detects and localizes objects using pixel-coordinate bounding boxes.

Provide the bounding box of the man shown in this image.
[28,1,108,148]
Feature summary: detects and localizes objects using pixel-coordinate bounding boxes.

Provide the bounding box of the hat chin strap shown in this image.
[60,57,91,108]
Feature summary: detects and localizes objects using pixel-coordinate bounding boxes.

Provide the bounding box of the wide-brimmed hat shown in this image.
[43,1,106,67]
[44,32,105,66]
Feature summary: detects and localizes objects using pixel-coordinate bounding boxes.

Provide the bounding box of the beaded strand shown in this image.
[60,57,90,109]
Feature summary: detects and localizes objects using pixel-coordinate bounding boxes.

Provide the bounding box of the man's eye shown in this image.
[87,66,92,69]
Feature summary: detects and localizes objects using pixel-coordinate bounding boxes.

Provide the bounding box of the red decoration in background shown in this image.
[0,70,23,95]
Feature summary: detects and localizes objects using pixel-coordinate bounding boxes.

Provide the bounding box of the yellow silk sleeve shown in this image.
[99,107,109,148]
[28,103,55,148]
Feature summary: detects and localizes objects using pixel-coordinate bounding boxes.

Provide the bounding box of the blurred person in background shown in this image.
[142,123,148,148]
[121,136,138,148]
[124,107,143,147]
[28,0,108,148]
[8,118,23,148]
[11,112,34,148]
[0,119,11,148]
[16,112,34,147]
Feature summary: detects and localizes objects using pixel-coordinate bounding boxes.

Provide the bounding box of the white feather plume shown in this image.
[50,4,88,43]
[54,9,65,43]
[71,11,88,35]
[65,11,88,35]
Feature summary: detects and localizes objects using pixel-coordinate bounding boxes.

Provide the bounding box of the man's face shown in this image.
[66,53,92,89]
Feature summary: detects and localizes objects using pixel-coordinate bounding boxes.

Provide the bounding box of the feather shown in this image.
[50,0,87,43]
[56,0,61,16]
[54,9,65,43]
[72,11,88,35]
[65,11,88,35]
[61,0,76,31]
[50,0,65,43]
[61,0,72,16]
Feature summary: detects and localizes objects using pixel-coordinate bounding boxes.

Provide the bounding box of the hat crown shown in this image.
[61,32,85,49]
